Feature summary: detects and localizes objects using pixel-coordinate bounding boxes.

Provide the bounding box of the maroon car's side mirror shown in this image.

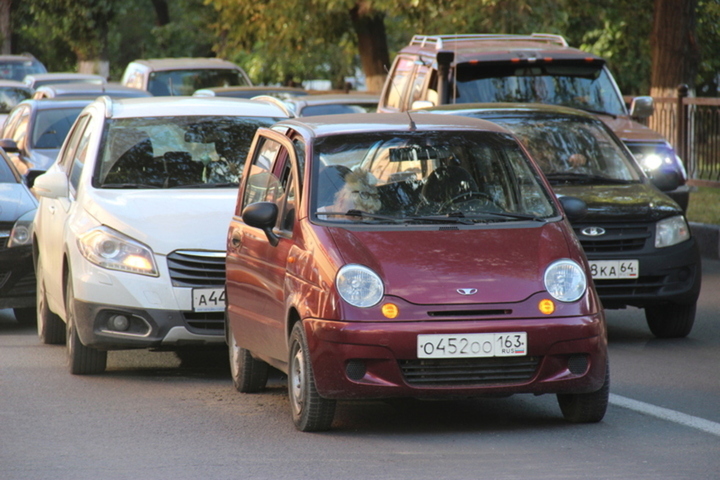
[242,201,280,246]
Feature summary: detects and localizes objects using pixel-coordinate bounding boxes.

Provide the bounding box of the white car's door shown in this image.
[35,114,92,316]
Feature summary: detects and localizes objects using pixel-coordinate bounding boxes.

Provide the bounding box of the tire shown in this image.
[65,272,107,375]
[228,321,269,393]
[13,307,36,326]
[288,322,335,432]
[36,255,66,345]
[644,303,696,338]
[557,360,609,424]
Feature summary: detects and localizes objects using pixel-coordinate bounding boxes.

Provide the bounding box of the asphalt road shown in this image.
[2,260,719,480]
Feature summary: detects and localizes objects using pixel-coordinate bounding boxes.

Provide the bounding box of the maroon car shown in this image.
[225,113,608,431]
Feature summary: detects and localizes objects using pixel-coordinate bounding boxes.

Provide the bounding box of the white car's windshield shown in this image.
[96,115,277,189]
[453,63,626,117]
[313,130,557,223]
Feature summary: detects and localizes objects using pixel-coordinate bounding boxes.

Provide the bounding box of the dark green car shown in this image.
[422,103,701,338]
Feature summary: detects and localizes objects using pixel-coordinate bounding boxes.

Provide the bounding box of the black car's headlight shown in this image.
[655,215,690,248]
[7,210,35,248]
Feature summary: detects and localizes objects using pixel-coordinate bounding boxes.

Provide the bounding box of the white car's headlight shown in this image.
[655,215,690,248]
[77,226,158,276]
[8,210,35,247]
[544,259,587,303]
[336,264,384,308]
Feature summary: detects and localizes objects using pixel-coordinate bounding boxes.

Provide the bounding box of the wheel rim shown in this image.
[290,345,305,416]
[36,258,45,335]
[229,328,240,380]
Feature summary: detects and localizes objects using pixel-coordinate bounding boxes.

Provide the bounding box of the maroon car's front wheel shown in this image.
[557,359,609,423]
[288,322,335,432]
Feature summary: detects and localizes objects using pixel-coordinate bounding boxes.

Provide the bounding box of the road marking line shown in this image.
[610,393,720,437]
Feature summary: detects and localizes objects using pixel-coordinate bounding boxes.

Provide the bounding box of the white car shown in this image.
[31,96,288,374]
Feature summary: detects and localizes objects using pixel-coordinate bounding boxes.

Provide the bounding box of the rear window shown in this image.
[148,69,250,96]
[0,59,47,82]
[454,61,626,116]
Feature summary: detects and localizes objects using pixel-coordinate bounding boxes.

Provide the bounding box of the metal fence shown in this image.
[632,87,720,183]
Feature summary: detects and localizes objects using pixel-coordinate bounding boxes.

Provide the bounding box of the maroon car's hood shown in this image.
[596,114,667,143]
[327,222,573,305]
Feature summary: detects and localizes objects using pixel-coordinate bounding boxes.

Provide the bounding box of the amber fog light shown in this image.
[538,299,555,315]
[382,303,399,319]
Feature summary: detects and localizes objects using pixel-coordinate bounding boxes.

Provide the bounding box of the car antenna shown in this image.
[384,64,416,131]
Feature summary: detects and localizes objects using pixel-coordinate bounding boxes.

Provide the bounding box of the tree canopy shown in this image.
[7,0,720,96]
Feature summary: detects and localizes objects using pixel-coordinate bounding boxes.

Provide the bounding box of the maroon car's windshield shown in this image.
[313,130,557,223]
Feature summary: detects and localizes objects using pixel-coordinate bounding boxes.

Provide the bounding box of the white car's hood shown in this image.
[83,189,237,255]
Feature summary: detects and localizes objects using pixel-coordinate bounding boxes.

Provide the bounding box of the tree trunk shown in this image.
[650,0,699,97]
[0,0,10,54]
[150,0,170,27]
[349,2,390,93]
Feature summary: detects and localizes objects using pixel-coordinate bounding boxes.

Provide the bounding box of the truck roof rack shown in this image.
[409,33,569,50]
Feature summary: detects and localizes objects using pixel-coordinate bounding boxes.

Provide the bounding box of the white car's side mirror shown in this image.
[32,170,69,199]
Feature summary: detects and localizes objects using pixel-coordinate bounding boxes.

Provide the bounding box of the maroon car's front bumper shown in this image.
[304,313,607,400]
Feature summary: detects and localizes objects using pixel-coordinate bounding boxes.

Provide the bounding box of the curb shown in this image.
[690,222,720,260]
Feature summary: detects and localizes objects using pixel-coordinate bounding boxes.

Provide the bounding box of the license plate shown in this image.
[589,259,639,279]
[417,332,527,359]
[192,288,226,312]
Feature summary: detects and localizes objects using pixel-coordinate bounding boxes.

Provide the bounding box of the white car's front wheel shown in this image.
[65,270,107,375]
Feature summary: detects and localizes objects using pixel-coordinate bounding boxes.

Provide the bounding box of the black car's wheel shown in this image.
[65,272,106,375]
[13,307,35,326]
[36,255,66,345]
[557,360,609,423]
[228,321,269,392]
[288,322,335,432]
[644,303,696,338]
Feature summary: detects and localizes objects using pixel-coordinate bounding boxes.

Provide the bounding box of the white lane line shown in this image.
[610,393,720,437]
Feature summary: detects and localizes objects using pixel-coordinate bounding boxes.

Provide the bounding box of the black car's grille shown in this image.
[0,225,11,250]
[593,276,666,298]
[399,356,540,387]
[182,311,225,333]
[574,222,651,253]
[166,250,226,288]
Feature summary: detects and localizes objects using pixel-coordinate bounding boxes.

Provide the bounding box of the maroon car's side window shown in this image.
[242,136,285,208]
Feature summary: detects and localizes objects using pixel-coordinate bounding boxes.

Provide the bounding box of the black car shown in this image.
[422,103,701,338]
[0,146,37,324]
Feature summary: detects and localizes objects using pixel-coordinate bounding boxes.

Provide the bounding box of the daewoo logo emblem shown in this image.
[457,288,478,296]
[581,226,606,237]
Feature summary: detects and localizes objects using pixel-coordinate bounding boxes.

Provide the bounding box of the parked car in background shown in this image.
[423,103,701,338]
[31,82,151,100]
[225,112,608,431]
[121,58,252,96]
[0,146,37,324]
[193,85,308,100]
[22,73,106,90]
[378,33,690,210]
[32,96,288,375]
[0,80,33,127]
[258,92,379,117]
[1,99,93,180]
[0,54,46,81]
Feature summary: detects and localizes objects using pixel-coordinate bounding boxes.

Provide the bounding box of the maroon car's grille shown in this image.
[399,356,540,386]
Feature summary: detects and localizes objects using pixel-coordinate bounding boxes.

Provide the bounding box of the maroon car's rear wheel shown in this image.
[228,320,269,393]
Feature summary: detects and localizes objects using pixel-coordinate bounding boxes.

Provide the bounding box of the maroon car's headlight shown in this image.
[544,259,587,303]
[336,264,384,308]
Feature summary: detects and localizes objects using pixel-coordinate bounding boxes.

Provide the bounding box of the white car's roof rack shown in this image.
[409,33,569,50]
